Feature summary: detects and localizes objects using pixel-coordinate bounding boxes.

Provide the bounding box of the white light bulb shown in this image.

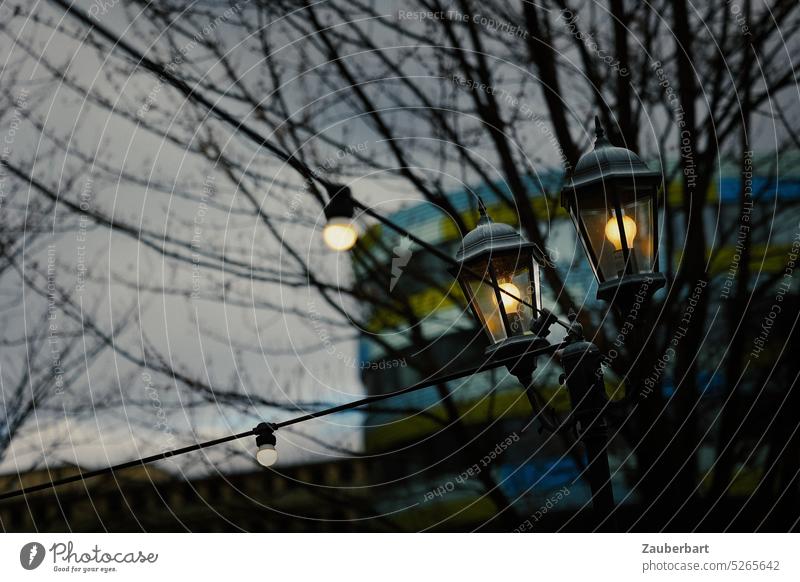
[323,218,358,251]
[498,282,521,311]
[605,214,637,251]
[257,444,278,467]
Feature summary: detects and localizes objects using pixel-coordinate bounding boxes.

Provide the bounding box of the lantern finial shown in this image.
[566,308,584,341]
[593,115,611,149]
[594,116,604,139]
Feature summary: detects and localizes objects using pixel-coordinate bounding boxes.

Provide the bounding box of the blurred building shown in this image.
[1,461,375,532]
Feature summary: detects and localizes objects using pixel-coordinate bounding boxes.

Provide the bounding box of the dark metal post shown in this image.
[560,322,616,530]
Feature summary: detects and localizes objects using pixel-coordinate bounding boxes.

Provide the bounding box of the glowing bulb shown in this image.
[498,282,521,311]
[323,217,358,251]
[605,214,637,251]
[257,444,278,467]
[255,427,278,467]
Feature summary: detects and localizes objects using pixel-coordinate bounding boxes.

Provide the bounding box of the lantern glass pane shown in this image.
[467,276,507,343]
[576,194,655,282]
[491,255,536,338]
[569,208,601,282]
[459,252,540,344]
[627,195,655,273]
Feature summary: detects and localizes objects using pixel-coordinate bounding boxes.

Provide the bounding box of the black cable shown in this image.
[0,344,561,502]
[0,430,255,502]
[275,344,559,428]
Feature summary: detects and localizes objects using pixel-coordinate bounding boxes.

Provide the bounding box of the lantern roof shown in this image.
[563,117,661,194]
[454,198,534,265]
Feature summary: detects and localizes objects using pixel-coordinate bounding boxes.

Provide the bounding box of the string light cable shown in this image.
[0,343,562,502]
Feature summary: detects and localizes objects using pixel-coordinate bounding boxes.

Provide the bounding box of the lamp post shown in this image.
[453,200,617,528]
[558,314,616,529]
[315,116,666,529]
[562,117,667,418]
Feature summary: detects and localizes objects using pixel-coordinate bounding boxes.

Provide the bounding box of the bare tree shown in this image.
[0,0,798,530]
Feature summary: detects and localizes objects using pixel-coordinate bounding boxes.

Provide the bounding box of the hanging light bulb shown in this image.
[604,214,637,251]
[323,218,358,251]
[323,185,358,252]
[254,424,278,467]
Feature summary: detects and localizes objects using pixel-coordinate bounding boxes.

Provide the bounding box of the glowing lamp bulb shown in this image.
[605,214,637,251]
[498,282,521,311]
[323,218,358,251]
[255,427,278,467]
[257,444,278,467]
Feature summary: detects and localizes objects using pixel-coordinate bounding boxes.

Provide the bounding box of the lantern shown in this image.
[453,200,545,361]
[561,117,665,303]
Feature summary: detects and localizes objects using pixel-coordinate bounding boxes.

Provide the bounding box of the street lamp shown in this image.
[561,117,665,304]
[454,201,616,529]
[310,119,668,528]
[323,185,358,252]
[451,199,547,365]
